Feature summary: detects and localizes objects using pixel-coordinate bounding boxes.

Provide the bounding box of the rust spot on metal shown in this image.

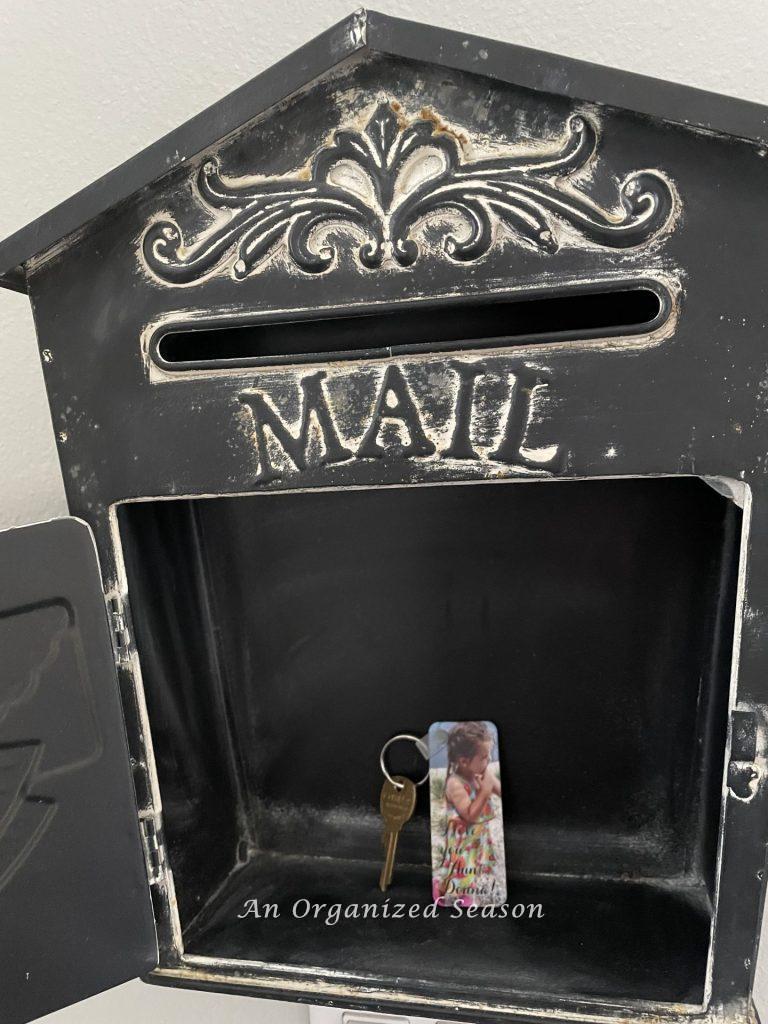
[419,105,471,148]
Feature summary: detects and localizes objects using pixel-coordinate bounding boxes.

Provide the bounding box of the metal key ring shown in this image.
[380,733,430,789]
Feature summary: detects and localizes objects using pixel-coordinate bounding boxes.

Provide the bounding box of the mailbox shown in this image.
[2,9,768,1024]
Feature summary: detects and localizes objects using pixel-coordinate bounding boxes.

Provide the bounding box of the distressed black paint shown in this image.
[240,371,352,483]
[2,12,768,1024]
[490,367,562,471]
[356,365,436,459]
[444,360,485,460]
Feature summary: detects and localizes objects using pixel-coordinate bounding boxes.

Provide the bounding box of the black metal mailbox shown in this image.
[1,10,768,1024]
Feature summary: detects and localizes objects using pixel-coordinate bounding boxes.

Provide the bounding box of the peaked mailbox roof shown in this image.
[1,8,767,294]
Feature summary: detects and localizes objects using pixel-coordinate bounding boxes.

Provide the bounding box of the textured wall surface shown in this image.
[1,1,767,1022]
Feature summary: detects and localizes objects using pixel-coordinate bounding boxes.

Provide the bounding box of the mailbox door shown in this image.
[0,517,157,1024]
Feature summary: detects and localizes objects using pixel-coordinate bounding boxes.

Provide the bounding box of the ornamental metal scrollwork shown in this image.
[142,102,675,283]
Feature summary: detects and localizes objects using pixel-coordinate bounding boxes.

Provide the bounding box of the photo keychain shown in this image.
[378,722,507,906]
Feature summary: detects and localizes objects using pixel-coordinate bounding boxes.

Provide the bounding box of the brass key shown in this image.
[379,775,416,891]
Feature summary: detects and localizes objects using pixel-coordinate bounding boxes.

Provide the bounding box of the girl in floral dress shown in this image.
[433,721,502,906]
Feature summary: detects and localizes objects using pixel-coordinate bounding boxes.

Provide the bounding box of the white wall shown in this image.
[1,1,767,1022]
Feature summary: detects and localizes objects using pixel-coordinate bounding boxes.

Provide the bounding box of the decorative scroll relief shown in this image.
[142,103,675,283]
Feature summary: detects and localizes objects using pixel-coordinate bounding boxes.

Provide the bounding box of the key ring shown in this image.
[380,733,430,790]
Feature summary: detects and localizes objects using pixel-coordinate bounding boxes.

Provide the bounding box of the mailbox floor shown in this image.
[184,850,711,1007]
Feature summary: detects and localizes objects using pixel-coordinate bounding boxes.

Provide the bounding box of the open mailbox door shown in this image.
[0,518,157,1024]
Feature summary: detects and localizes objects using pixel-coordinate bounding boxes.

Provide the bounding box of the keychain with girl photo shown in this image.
[428,720,506,907]
[376,721,507,905]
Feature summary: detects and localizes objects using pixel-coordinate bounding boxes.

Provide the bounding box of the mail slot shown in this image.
[1,10,768,1024]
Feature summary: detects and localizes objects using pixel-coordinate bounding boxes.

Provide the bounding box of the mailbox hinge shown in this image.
[140,814,166,884]
[107,593,131,664]
[728,708,761,800]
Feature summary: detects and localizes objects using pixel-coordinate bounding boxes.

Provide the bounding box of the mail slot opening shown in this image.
[152,285,667,370]
[117,476,740,1008]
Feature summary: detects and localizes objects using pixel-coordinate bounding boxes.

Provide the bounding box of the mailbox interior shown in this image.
[116,474,742,1008]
